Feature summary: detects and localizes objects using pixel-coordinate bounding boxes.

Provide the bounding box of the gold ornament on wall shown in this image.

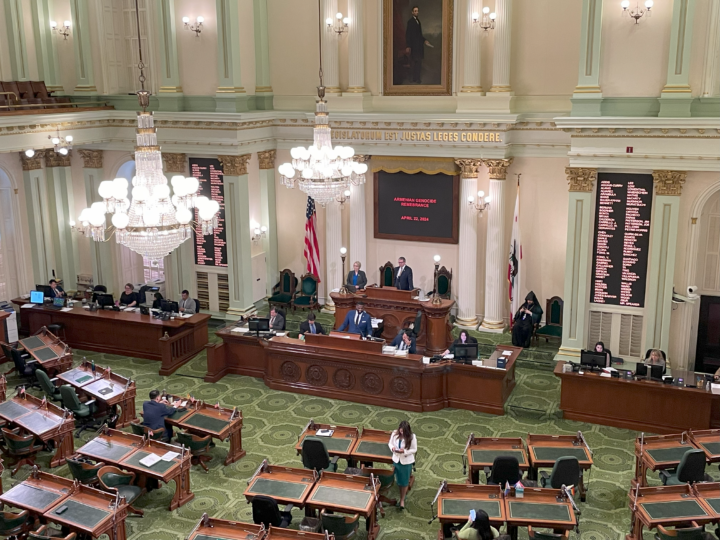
[257,150,276,170]
[219,154,251,176]
[454,158,482,179]
[162,153,187,173]
[44,149,72,168]
[78,149,103,169]
[652,170,686,196]
[19,150,44,171]
[566,167,597,192]
[484,158,513,180]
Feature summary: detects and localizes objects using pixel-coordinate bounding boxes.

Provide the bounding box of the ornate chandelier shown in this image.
[277,0,367,206]
[75,0,219,263]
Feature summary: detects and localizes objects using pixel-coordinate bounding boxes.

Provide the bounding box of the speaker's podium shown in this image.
[330,285,454,356]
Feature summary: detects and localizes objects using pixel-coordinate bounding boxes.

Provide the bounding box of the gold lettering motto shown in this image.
[332,130,503,143]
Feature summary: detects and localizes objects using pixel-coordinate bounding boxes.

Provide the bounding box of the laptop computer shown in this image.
[47,297,65,310]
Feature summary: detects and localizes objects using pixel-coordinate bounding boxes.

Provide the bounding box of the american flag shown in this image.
[304,197,321,280]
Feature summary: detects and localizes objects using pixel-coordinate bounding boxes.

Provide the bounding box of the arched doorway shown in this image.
[0,168,24,300]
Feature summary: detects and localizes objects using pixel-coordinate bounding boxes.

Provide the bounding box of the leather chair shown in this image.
[66,457,104,486]
[30,524,77,540]
[644,349,668,374]
[411,310,422,338]
[47,323,66,341]
[60,385,102,438]
[269,269,297,311]
[251,495,292,528]
[36,370,62,402]
[10,348,39,389]
[194,299,200,313]
[540,456,581,491]
[301,438,339,473]
[654,522,716,540]
[321,510,360,539]
[176,431,212,472]
[536,296,564,343]
[292,273,320,312]
[379,261,395,287]
[0,509,33,538]
[97,466,144,516]
[528,527,569,539]
[485,456,523,486]
[435,266,452,299]
[130,421,166,441]
[659,449,711,486]
[358,467,396,516]
[1,428,44,476]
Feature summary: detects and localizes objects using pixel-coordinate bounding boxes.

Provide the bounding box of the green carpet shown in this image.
[3,321,717,540]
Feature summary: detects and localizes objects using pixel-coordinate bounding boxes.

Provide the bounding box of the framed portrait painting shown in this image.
[383,0,454,96]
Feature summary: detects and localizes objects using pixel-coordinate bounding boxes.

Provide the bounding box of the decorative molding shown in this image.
[19,151,44,171]
[454,158,482,179]
[257,149,276,170]
[162,153,187,173]
[306,365,328,387]
[361,372,383,395]
[389,377,412,399]
[78,149,103,169]
[44,150,72,168]
[333,368,355,390]
[484,158,513,179]
[353,154,371,163]
[652,170,686,196]
[566,167,597,192]
[218,154,251,176]
[280,361,301,383]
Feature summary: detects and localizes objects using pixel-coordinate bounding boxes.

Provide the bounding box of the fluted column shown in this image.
[215,0,249,112]
[4,0,29,81]
[480,159,512,332]
[254,0,274,109]
[346,0,367,92]
[454,159,482,327]
[44,150,78,289]
[461,0,482,93]
[659,0,696,116]
[324,202,343,311]
[571,0,603,115]
[156,0,184,111]
[20,151,52,285]
[30,0,62,92]
[258,150,278,295]
[321,0,341,94]
[350,156,369,270]
[69,0,97,93]
[490,0,512,92]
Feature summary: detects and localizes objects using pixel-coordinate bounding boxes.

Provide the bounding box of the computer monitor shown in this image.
[36,285,53,298]
[636,362,664,380]
[248,318,270,334]
[580,350,607,369]
[52,297,65,308]
[160,300,179,313]
[454,343,479,361]
[30,290,44,304]
[96,293,114,308]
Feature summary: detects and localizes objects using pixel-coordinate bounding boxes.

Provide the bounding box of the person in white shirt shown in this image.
[388,420,417,510]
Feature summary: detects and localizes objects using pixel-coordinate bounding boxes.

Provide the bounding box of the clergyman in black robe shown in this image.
[511,291,543,348]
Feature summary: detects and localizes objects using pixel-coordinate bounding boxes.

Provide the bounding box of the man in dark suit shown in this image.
[395,257,414,291]
[338,301,373,336]
[49,279,65,298]
[405,5,430,83]
[345,261,368,292]
[299,312,325,335]
[142,390,180,441]
[269,307,285,331]
[391,330,417,354]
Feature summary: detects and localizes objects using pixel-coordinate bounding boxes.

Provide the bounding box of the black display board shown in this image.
[373,171,459,244]
[591,172,653,307]
[191,157,228,267]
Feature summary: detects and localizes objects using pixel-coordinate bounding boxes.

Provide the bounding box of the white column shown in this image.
[454,159,482,327]
[490,0,512,92]
[322,0,341,94]
[347,0,366,92]
[324,201,343,311]
[350,156,369,268]
[480,159,512,332]
[701,0,720,97]
[461,0,482,93]
[572,0,603,115]
[659,0,696,117]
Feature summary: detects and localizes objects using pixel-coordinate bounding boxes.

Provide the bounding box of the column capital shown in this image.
[162,153,187,173]
[44,150,72,168]
[257,150,277,170]
[353,154,371,163]
[20,151,45,171]
[484,159,513,179]
[219,154,251,176]
[454,159,482,179]
[652,170,686,196]
[566,167,597,192]
[78,149,103,169]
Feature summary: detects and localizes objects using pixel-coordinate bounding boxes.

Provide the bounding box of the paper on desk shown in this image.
[231,326,249,333]
[180,401,187,407]
[61,307,73,312]
[161,451,179,462]
[711,383,720,395]
[394,349,409,356]
[502,350,513,356]
[444,354,454,359]
[600,372,612,378]
[472,360,483,367]
[181,313,192,318]
[422,356,431,364]
[139,454,162,467]
[20,303,36,309]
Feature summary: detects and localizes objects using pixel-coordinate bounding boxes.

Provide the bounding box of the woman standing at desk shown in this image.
[388,420,416,510]
[346,261,367,292]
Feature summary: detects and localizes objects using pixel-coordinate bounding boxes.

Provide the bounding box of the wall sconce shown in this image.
[468,190,491,215]
[621,0,653,23]
[183,16,204,36]
[336,189,351,208]
[326,12,349,36]
[472,7,495,31]
[51,20,71,40]
[251,225,267,243]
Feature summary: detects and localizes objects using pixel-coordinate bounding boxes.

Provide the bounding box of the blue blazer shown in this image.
[394,266,414,291]
[142,400,176,430]
[391,333,417,354]
[338,310,373,336]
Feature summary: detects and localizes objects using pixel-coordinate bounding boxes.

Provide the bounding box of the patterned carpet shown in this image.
[3,313,717,540]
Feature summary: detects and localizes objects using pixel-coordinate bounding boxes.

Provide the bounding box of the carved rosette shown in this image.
[44,150,72,168]
[484,158,513,180]
[257,150,276,170]
[454,158,482,179]
[332,369,355,390]
[162,153,187,173]
[566,167,597,192]
[78,149,103,169]
[218,154,252,176]
[361,373,384,395]
[389,377,412,399]
[280,361,301,383]
[306,365,328,387]
[20,150,44,171]
[652,170,686,196]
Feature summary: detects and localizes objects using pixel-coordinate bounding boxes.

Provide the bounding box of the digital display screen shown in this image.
[591,173,653,307]
[374,171,459,243]
[191,158,227,267]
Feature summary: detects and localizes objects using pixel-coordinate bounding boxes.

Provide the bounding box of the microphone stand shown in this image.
[561,484,581,534]
[462,433,474,476]
[428,480,447,524]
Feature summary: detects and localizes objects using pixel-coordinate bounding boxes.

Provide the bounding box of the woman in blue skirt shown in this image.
[388,420,417,510]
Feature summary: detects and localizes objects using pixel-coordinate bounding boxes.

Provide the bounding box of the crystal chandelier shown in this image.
[75,0,219,263]
[277,0,367,207]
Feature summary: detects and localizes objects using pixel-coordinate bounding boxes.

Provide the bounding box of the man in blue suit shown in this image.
[395,257,414,291]
[391,330,417,354]
[142,390,180,441]
[338,301,373,337]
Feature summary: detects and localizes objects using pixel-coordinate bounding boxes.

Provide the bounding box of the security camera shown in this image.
[672,286,699,304]
[687,285,698,296]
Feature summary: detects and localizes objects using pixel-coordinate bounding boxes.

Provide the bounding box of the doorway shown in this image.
[695,295,720,374]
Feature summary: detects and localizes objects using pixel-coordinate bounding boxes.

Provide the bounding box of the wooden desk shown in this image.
[464,436,529,485]
[0,393,75,467]
[12,298,210,375]
[0,469,75,514]
[693,482,720,521]
[0,310,11,363]
[527,433,593,501]
[19,328,72,376]
[208,332,518,415]
[554,361,720,434]
[634,433,698,487]
[296,421,359,465]
[57,362,137,428]
[243,460,317,508]
[434,482,506,540]
[186,514,332,540]
[688,429,720,463]
[350,428,395,466]
[0,375,6,402]
[504,487,577,535]
[330,287,454,356]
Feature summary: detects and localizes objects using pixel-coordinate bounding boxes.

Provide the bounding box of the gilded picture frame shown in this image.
[383,0,454,96]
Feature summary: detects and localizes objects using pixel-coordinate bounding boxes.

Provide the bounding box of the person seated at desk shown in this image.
[269,307,285,331]
[594,341,612,368]
[119,283,139,307]
[346,261,367,292]
[391,330,416,354]
[511,291,543,348]
[299,312,325,335]
[49,279,65,298]
[338,301,372,336]
[395,256,414,291]
[444,330,478,356]
[644,349,666,370]
[152,292,163,310]
[453,509,503,540]
[143,390,180,441]
[178,290,196,315]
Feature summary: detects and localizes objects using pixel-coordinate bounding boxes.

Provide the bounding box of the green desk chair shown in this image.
[1,427,44,476]
[66,457,104,486]
[536,296,564,343]
[527,527,569,539]
[269,269,297,311]
[29,524,77,540]
[36,370,62,403]
[176,431,212,472]
[435,266,452,300]
[97,465,144,517]
[539,456,583,501]
[0,509,33,538]
[252,495,292,528]
[130,421,166,441]
[659,449,711,485]
[655,522,716,540]
[292,273,320,312]
[363,467,396,517]
[59,385,102,438]
[379,262,394,287]
[321,510,359,540]
[301,437,339,473]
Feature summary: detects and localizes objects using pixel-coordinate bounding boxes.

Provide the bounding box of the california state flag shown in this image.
[508,182,522,326]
